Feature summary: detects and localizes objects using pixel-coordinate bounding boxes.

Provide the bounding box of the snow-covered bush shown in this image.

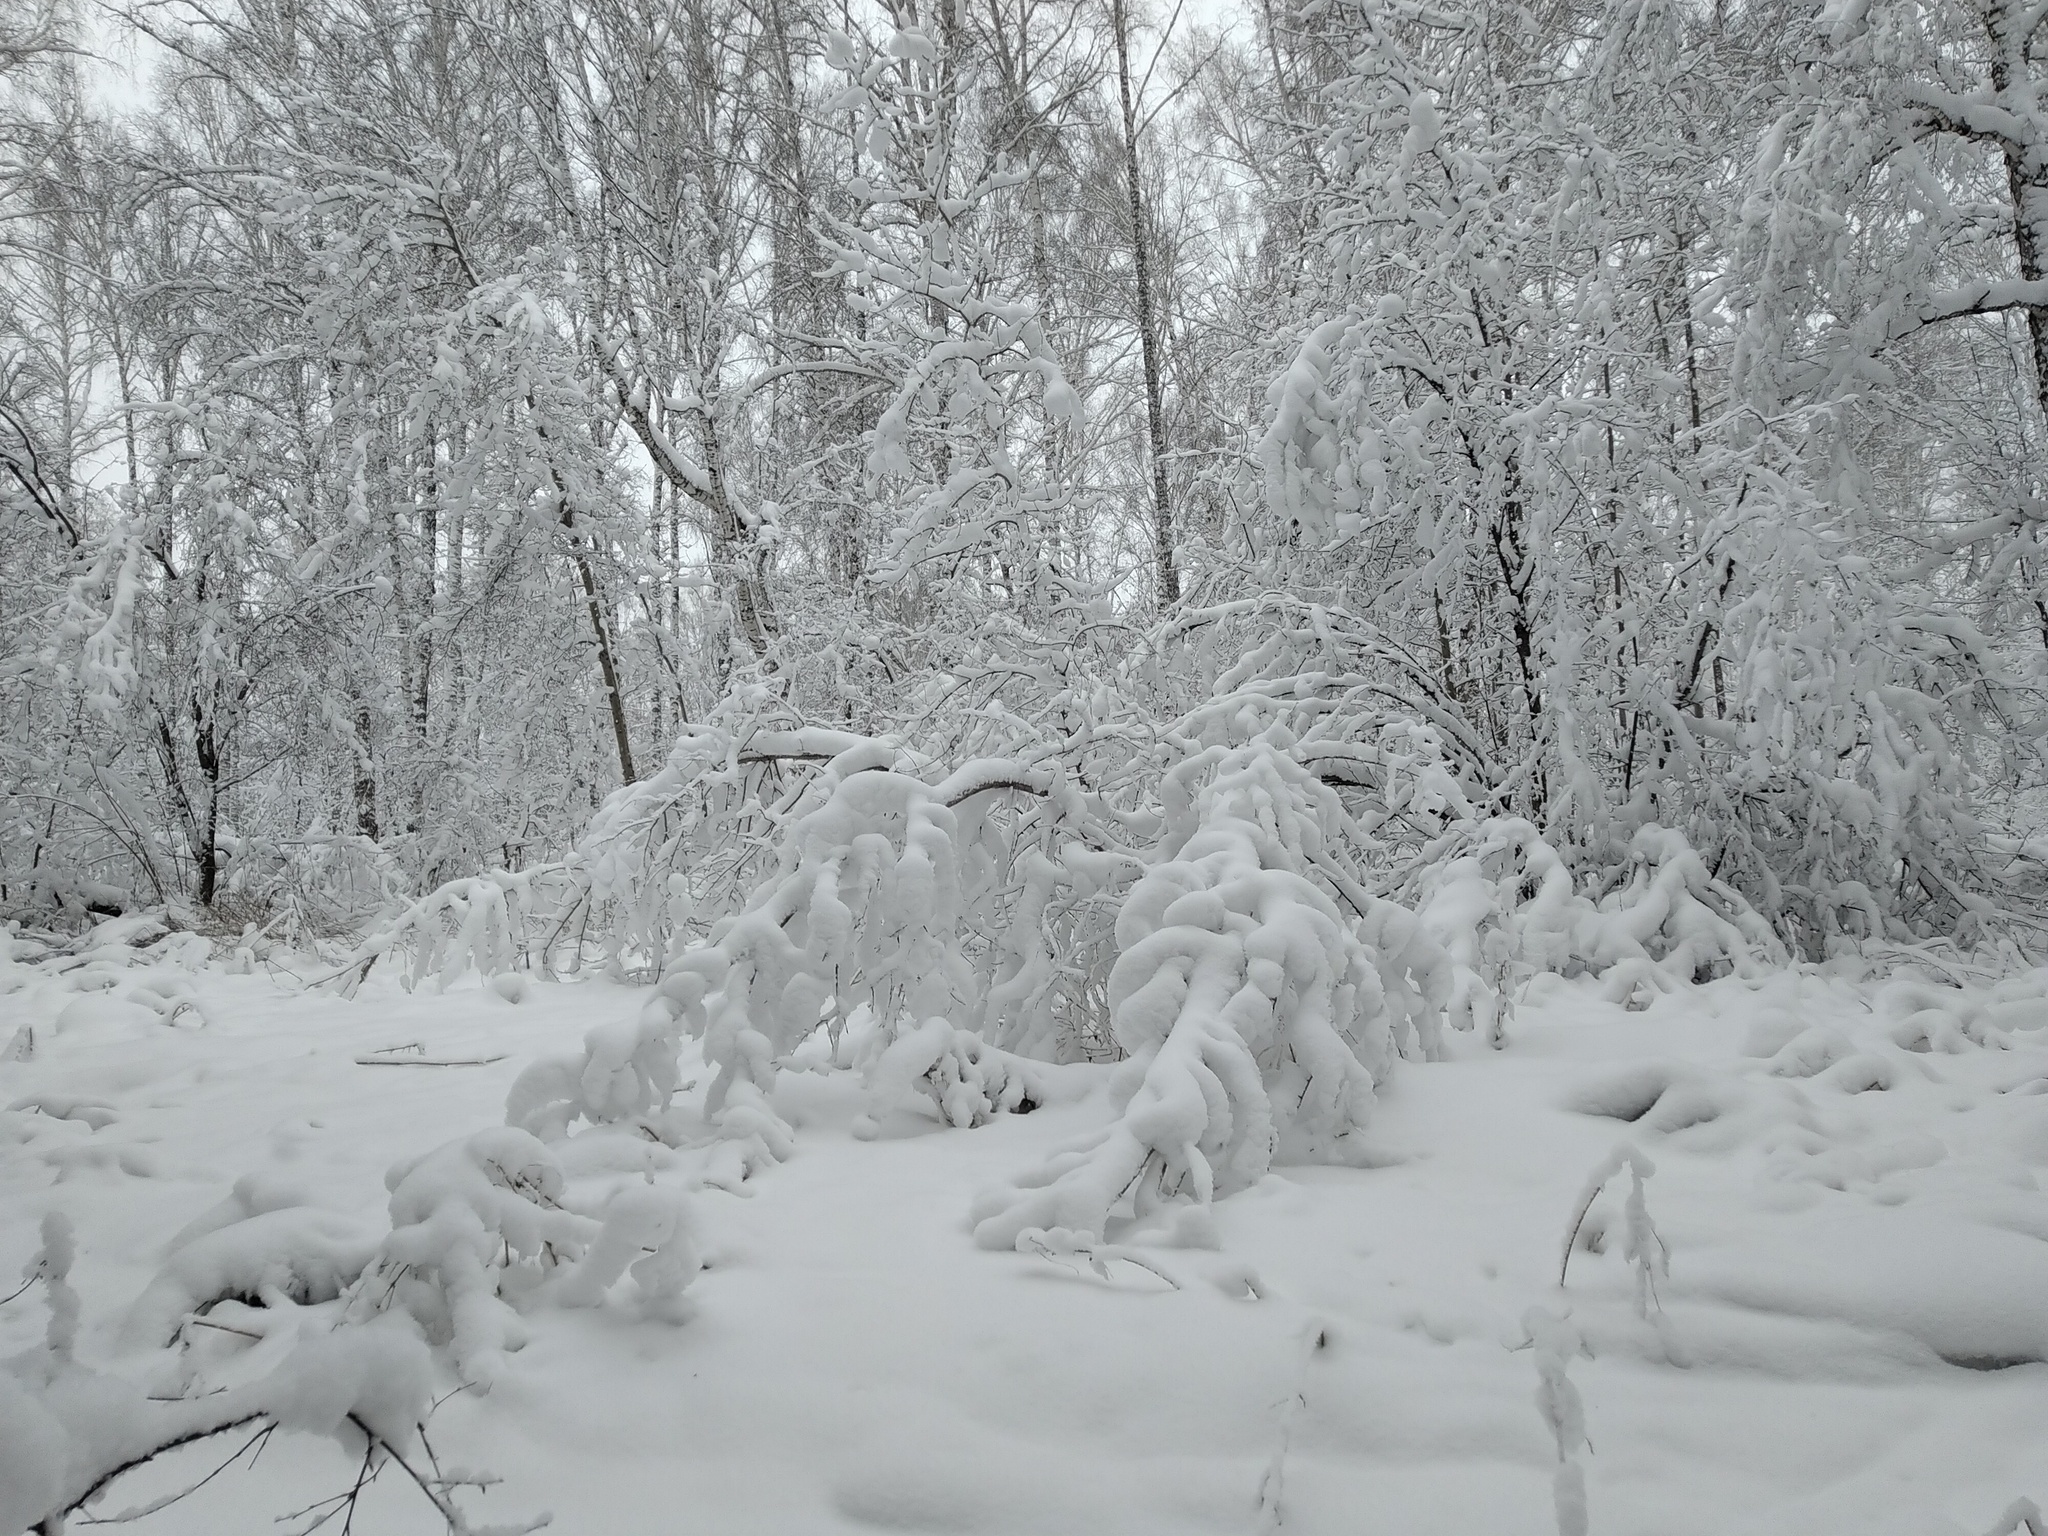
[496,728,1469,1246]
[1560,1143,1668,1314]
[324,709,1128,1034]
[317,866,581,999]
[674,741,1007,1116]
[855,1016,1080,1134]
[1412,817,1783,1013]
[576,719,879,970]
[505,973,711,1141]
[346,1127,700,1381]
[1,1212,492,1536]
[502,721,1472,1243]
[505,729,1121,1151]
[1166,600,1788,1003]
[4,1073,702,1530]
[970,740,1411,1247]
[124,1205,381,1348]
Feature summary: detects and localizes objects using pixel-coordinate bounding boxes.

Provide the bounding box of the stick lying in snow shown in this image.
[353,1054,509,1068]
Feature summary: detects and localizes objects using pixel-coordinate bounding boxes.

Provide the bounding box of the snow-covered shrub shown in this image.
[508,730,1440,1242]
[505,971,713,1140]
[0,919,221,1061]
[1351,887,1461,1059]
[1168,600,1782,1008]
[1583,827,1784,989]
[1170,599,1494,834]
[970,741,1406,1247]
[1412,819,1574,1038]
[346,1127,699,1382]
[675,740,1001,1116]
[317,866,579,998]
[1,1212,493,1536]
[539,1183,698,1319]
[1412,817,1783,1013]
[576,716,882,972]
[504,970,799,1191]
[507,733,1116,1156]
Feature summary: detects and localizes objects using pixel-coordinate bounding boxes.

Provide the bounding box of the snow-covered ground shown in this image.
[4,956,2046,1535]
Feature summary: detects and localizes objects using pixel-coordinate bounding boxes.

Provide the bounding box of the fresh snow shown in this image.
[3,958,2045,1534]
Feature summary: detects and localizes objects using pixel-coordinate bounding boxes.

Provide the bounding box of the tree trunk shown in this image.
[1986,2,2048,416]
[553,468,638,785]
[352,702,380,841]
[1111,0,1179,608]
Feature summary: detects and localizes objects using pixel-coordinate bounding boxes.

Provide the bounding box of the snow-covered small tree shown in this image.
[970,736,1409,1246]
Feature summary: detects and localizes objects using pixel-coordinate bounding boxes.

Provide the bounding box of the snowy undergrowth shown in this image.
[0,1109,699,1533]
[2,920,215,1063]
[2,932,705,1534]
[503,736,1467,1250]
[1409,814,1786,1028]
[333,721,1787,1268]
[500,732,1107,1153]
[4,927,2047,1533]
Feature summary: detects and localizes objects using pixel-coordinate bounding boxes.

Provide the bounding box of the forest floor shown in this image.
[3,958,2046,1535]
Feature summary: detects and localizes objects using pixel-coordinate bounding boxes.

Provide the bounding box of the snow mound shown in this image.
[1688,1209,2048,1369]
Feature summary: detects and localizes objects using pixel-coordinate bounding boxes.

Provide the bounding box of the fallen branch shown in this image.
[353,1055,510,1068]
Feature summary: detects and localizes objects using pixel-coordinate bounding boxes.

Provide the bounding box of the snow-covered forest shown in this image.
[4,0,2048,1527]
